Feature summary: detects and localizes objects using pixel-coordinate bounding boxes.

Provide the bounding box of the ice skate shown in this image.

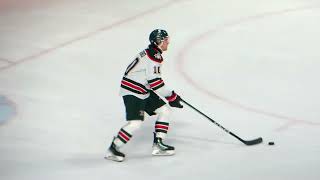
[105,141,125,162]
[152,133,175,156]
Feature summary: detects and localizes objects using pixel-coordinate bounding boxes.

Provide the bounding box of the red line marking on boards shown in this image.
[176,6,320,131]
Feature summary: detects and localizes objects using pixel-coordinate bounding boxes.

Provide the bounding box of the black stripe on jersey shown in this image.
[148,78,165,90]
[148,78,161,84]
[121,84,146,95]
[152,83,164,90]
[123,77,148,91]
[121,77,149,94]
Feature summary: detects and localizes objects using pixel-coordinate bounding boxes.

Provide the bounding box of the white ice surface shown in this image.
[0,0,320,180]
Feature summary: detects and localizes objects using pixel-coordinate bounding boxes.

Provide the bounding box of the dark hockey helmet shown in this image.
[149,29,169,45]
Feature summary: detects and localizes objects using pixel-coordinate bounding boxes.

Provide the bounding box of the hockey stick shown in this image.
[181,99,263,146]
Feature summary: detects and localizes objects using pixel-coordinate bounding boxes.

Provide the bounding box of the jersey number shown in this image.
[154,66,160,74]
[124,58,139,75]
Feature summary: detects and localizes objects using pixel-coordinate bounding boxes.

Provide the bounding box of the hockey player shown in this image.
[105,29,183,162]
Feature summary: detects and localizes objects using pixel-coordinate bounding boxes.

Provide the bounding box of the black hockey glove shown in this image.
[165,91,183,108]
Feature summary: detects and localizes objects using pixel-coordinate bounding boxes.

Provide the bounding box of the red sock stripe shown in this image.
[155,124,169,130]
[118,131,130,142]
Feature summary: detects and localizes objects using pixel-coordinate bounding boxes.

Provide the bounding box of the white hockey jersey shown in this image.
[120,44,173,99]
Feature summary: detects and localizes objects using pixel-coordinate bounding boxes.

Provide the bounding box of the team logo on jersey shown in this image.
[154,53,161,59]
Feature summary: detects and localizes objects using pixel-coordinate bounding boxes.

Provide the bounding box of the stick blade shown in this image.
[243,137,263,146]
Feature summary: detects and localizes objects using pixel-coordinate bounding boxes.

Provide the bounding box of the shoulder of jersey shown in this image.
[145,48,163,63]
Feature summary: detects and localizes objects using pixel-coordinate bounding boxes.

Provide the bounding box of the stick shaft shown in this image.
[181,98,246,143]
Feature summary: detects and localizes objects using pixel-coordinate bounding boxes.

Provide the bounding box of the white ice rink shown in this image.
[1,0,320,179]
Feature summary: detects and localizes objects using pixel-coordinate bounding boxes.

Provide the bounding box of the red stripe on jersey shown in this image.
[150,79,163,88]
[119,131,130,141]
[155,125,169,130]
[122,80,147,94]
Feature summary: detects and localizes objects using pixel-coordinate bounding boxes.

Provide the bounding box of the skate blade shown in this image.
[104,154,125,162]
[152,149,175,156]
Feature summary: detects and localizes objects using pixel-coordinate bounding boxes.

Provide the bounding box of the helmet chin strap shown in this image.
[157,41,164,51]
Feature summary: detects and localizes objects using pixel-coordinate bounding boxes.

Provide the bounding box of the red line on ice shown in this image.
[176,6,320,131]
[0,0,186,72]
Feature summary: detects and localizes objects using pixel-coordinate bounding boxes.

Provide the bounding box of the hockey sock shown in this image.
[155,121,169,139]
[116,128,132,144]
[113,120,142,147]
[154,105,171,139]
